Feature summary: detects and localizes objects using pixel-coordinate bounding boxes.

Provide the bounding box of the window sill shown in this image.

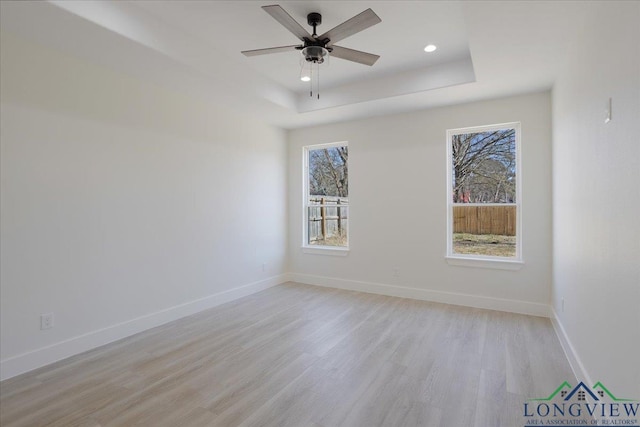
[302,246,350,256]
[446,256,523,270]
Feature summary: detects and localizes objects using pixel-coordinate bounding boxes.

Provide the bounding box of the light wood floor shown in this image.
[0,282,574,427]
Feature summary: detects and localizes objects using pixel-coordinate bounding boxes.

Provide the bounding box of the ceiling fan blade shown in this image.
[329,45,380,66]
[318,8,381,45]
[262,5,312,41]
[241,45,300,57]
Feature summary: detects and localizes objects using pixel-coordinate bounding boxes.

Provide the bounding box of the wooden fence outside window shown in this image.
[308,197,348,243]
[453,205,516,236]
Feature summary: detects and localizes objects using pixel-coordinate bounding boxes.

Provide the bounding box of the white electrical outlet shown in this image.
[41,313,54,330]
[392,268,400,278]
[262,262,266,272]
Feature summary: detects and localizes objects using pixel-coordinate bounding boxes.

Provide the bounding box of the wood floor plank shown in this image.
[0,282,575,426]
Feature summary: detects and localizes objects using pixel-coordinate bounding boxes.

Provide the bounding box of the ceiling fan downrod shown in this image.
[307,12,322,37]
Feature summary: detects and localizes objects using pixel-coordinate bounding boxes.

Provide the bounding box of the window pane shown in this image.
[306,144,349,248]
[309,146,348,198]
[452,129,516,203]
[307,204,348,247]
[447,124,520,260]
[452,205,516,257]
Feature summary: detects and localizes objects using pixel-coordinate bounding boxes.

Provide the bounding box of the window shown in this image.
[446,123,521,265]
[303,142,349,250]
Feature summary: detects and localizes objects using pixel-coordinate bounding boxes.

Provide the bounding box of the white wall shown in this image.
[551,2,640,396]
[288,92,552,315]
[0,33,288,379]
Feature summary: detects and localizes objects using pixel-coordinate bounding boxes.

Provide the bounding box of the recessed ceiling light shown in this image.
[424,44,437,53]
[301,76,311,82]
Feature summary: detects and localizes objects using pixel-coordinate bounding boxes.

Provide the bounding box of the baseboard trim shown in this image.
[550,309,592,384]
[0,274,288,381]
[289,273,550,317]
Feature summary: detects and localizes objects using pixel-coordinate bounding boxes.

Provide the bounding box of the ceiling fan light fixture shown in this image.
[301,75,311,82]
[302,46,329,64]
[424,44,437,53]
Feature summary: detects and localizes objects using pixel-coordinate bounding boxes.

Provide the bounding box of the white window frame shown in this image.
[445,122,523,270]
[302,141,350,256]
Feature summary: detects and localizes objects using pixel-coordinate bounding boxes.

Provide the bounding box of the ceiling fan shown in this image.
[241,5,382,67]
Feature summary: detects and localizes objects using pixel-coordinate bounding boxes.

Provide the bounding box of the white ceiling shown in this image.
[0,1,593,129]
[134,1,472,92]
